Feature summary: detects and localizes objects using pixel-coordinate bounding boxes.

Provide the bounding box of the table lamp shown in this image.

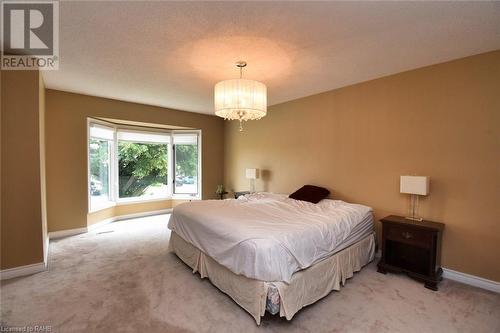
[400,175,429,221]
[246,168,258,192]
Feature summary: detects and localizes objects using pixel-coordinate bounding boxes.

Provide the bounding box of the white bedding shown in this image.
[167,192,373,283]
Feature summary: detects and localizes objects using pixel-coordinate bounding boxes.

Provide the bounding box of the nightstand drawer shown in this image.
[385,224,433,248]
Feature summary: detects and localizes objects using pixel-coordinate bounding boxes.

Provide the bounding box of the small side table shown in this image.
[377,215,445,290]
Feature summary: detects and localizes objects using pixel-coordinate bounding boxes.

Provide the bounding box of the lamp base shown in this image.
[249,179,255,193]
[406,194,423,222]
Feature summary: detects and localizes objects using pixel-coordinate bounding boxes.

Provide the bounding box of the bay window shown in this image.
[88,119,201,212]
[173,133,199,195]
[89,124,114,210]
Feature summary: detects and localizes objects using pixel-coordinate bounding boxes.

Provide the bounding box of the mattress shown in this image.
[168,192,373,283]
[325,211,374,258]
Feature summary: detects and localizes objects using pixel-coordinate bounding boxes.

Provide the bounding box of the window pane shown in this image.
[89,138,111,209]
[118,142,169,199]
[174,142,198,195]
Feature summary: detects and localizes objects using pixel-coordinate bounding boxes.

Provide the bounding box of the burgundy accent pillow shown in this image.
[289,185,330,204]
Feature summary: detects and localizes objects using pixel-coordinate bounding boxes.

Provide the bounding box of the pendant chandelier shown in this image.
[214,61,267,131]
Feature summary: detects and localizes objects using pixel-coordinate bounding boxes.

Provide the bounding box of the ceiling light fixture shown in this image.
[214,61,267,132]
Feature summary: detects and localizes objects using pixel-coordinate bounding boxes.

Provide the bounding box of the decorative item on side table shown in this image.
[245,168,259,192]
[377,215,445,290]
[400,175,429,221]
[215,185,228,200]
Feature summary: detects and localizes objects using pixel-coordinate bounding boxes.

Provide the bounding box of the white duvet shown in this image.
[168,193,372,283]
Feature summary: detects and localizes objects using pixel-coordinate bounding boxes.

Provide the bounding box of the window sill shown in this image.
[172,195,201,201]
[116,197,172,206]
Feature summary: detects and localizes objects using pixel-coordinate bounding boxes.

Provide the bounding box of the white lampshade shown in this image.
[400,176,429,196]
[214,79,267,121]
[245,168,258,180]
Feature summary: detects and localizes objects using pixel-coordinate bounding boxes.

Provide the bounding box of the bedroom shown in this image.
[1,1,499,332]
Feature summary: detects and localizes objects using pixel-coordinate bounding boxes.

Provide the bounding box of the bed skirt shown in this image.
[168,231,375,325]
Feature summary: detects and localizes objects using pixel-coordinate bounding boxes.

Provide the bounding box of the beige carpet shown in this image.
[1,214,499,333]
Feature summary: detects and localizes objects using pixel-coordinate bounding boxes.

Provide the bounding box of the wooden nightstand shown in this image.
[377,215,445,290]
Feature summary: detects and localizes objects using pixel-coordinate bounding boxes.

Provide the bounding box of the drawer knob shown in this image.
[402,231,413,239]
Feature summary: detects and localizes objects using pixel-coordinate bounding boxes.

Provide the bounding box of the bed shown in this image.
[167,192,375,324]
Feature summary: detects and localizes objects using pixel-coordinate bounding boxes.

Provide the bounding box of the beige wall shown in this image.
[1,70,46,269]
[224,51,500,281]
[46,90,224,232]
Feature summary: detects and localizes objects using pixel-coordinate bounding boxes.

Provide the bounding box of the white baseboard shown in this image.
[87,208,172,231]
[443,268,500,294]
[0,262,47,280]
[374,250,498,293]
[48,227,87,240]
[49,209,173,238]
[87,218,113,232]
[114,208,172,221]
[44,236,50,264]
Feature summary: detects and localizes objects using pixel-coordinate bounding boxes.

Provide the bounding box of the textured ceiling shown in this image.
[43,1,500,115]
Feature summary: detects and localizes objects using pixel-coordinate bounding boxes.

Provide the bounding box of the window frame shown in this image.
[87,118,116,212]
[172,129,202,200]
[87,119,202,213]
